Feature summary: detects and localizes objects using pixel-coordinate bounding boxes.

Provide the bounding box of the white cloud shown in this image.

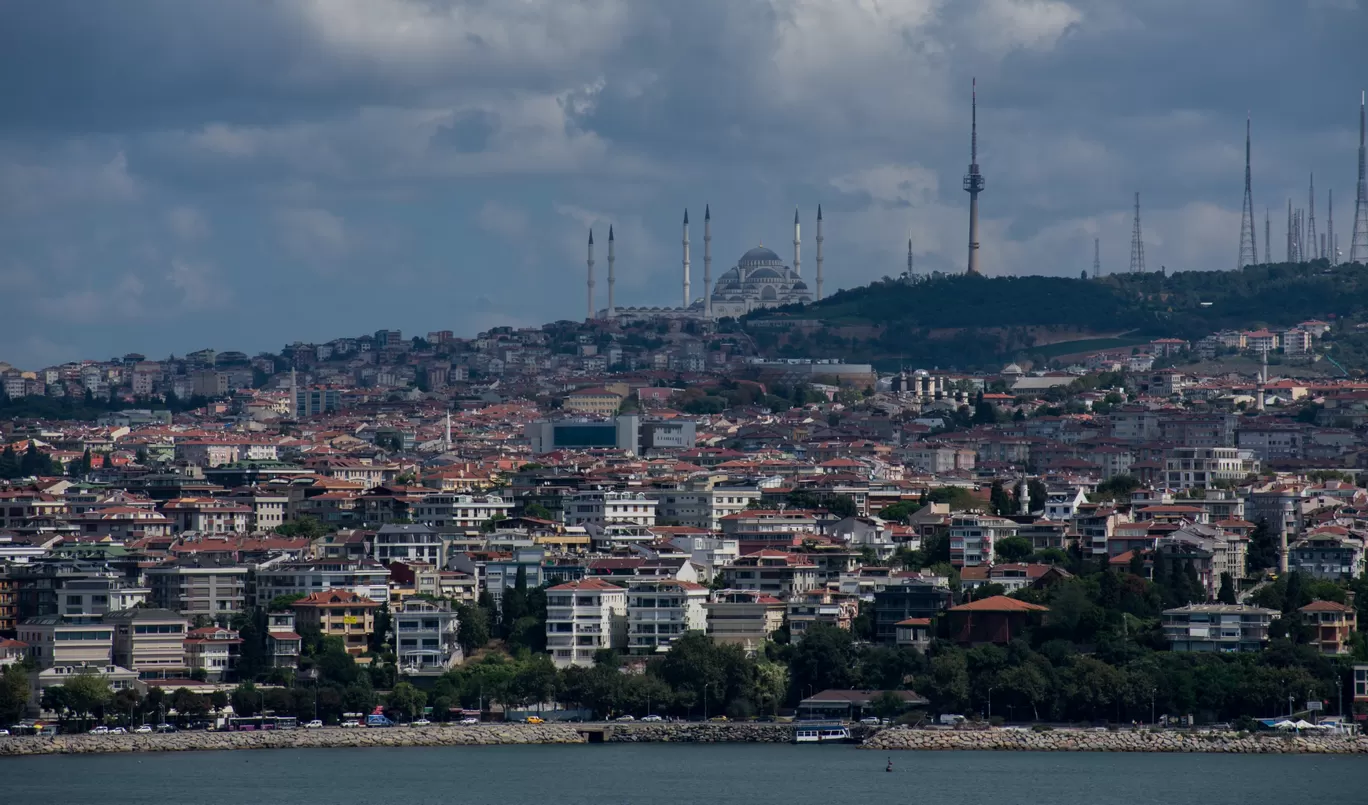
[168,257,229,310]
[33,273,145,320]
[274,207,348,265]
[476,201,530,240]
[167,206,209,241]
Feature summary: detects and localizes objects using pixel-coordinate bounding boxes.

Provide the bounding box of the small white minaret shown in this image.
[444,410,452,452]
[1017,477,1030,516]
[289,368,298,419]
[682,209,691,308]
[815,205,824,300]
[607,225,616,319]
[704,205,713,318]
[793,207,801,277]
[586,229,595,321]
[1256,349,1267,412]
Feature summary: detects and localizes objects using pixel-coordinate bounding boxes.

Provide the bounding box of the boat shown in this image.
[793,722,852,744]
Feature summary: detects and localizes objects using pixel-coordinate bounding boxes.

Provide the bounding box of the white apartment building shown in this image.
[563,490,657,528]
[1164,447,1260,490]
[1043,487,1089,521]
[626,580,708,655]
[704,591,786,656]
[18,617,113,669]
[415,494,513,531]
[392,599,461,676]
[668,535,741,579]
[949,514,1020,568]
[253,559,391,606]
[545,578,628,668]
[648,486,761,531]
[372,523,444,564]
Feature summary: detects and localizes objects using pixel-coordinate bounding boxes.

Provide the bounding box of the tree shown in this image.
[0,665,30,725]
[455,604,492,653]
[268,593,306,612]
[522,502,553,520]
[62,670,113,722]
[1217,573,1237,605]
[231,682,262,716]
[1246,518,1280,574]
[994,536,1033,563]
[0,445,19,478]
[276,516,327,539]
[989,481,1012,517]
[386,681,427,721]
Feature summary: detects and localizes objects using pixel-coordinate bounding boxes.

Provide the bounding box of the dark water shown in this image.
[4,744,1364,804]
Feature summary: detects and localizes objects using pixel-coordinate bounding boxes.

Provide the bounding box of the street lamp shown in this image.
[986,686,994,722]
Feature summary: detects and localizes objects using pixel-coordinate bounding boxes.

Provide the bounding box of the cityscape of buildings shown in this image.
[0,301,1367,730]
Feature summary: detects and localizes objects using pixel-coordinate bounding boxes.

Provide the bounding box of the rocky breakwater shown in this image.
[610,723,794,743]
[0,724,586,757]
[863,727,1368,755]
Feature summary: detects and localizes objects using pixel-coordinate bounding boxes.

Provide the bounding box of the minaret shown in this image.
[1352,90,1368,263]
[963,78,985,275]
[444,410,452,451]
[289,368,298,419]
[815,205,824,300]
[1017,477,1030,516]
[793,207,801,277]
[586,229,595,320]
[1286,200,1293,262]
[1256,348,1267,412]
[606,225,616,318]
[703,205,713,318]
[681,209,691,308]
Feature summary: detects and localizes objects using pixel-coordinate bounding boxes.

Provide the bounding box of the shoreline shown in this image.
[2,723,1366,757]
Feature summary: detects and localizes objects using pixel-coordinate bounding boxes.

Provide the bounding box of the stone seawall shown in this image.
[0,724,586,757]
[609,723,795,743]
[863,727,1368,754]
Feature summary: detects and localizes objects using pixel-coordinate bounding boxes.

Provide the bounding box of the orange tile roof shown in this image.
[947,595,1049,613]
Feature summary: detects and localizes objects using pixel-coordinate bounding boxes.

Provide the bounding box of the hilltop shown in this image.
[743,260,1368,371]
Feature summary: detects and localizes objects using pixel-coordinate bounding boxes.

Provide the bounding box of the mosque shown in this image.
[587,206,824,321]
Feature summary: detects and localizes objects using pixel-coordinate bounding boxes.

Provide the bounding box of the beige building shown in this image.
[293,589,380,656]
[545,578,628,668]
[705,590,786,656]
[17,617,113,669]
[105,608,190,680]
[563,387,627,415]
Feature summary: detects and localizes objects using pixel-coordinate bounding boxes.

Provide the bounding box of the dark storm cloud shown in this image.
[0,0,1362,366]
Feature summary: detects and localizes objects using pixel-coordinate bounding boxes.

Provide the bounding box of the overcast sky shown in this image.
[1,0,1364,368]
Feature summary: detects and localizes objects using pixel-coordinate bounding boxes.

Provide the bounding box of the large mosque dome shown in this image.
[739,246,784,266]
[709,242,812,318]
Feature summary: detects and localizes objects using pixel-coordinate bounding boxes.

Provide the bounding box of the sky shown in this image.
[1,0,1364,368]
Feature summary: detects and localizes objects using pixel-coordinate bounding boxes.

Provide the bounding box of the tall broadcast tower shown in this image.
[1093,238,1101,277]
[1352,91,1368,263]
[1307,174,1319,260]
[1238,115,1258,268]
[963,78,985,275]
[1129,192,1146,274]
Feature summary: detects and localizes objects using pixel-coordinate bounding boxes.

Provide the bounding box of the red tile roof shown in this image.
[947,595,1049,613]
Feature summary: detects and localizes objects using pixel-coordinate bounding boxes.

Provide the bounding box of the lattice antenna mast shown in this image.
[1093,237,1101,277]
[1239,115,1258,268]
[1352,90,1368,263]
[1307,174,1319,261]
[1327,189,1335,265]
[1129,192,1145,273]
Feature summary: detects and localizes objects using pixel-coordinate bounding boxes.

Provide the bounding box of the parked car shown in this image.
[614,715,635,722]
[304,720,324,729]
[523,716,544,724]
[88,726,109,735]
[340,720,362,729]
[0,728,10,736]
[155,724,176,733]
[459,717,480,725]
[108,727,127,734]
[859,716,881,725]
[641,715,663,723]
[708,716,728,722]
[134,725,153,734]
[411,719,431,727]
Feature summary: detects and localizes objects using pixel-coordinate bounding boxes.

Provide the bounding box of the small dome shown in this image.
[739,246,782,265]
[791,280,808,290]
[1003,363,1024,374]
[749,267,783,280]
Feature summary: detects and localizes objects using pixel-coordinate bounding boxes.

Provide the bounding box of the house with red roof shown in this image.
[944,595,1049,646]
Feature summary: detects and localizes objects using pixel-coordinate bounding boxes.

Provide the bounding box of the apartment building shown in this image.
[1163,447,1259,490]
[183,625,241,681]
[162,497,252,534]
[720,551,820,599]
[948,514,1020,568]
[1162,604,1277,653]
[786,590,860,640]
[704,590,785,656]
[872,578,954,644]
[105,608,190,680]
[545,578,628,668]
[415,494,513,531]
[145,555,249,618]
[253,559,390,606]
[648,484,761,531]
[265,610,302,670]
[17,617,113,668]
[1297,600,1357,655]
[562,490,657,528]
[626,580,707,655]
[372,523,444,564]
[292,589,380,656]
[392,599,461,675]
